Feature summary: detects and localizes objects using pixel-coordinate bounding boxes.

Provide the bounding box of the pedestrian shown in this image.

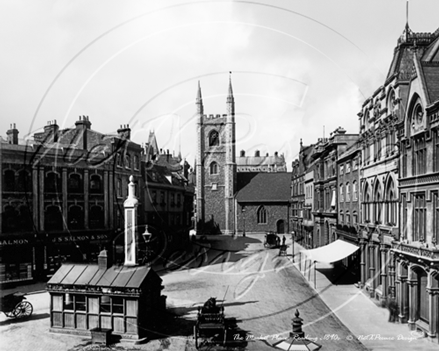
[387,289,398,323]
[282,235,286,246]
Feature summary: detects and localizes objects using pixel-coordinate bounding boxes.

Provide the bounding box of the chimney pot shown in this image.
[98,249,111,269]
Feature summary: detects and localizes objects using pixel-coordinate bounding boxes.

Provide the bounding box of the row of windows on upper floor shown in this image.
[3,170,142,197]
[2,204,105,233]
[148,190,183,207]
[2,170,106,194]
[339,181,359,202]
[116,153,140,170]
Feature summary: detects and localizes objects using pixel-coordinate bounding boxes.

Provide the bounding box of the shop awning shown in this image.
[300,239,359,263]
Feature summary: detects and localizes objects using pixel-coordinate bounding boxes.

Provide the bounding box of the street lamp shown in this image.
[291,231,295,262]
[242,207,246,237]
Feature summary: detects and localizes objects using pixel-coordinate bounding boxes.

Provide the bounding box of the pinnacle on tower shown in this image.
[228,72,233,97]
[226,72,235,114]
[196,80,204,116]
[197,80,202,100]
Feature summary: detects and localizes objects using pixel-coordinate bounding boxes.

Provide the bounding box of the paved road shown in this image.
[0,234,396,351]
[160,234,367,350]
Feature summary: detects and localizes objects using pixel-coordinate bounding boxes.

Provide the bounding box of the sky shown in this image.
[1,0,438,169]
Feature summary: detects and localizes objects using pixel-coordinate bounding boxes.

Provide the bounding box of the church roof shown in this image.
[236,172,291,202]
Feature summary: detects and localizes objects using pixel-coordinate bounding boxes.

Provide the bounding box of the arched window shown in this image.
[257,206,267,224]
[45,172,61,193]
[116,153,122,167]
[89,205,104,229]
[210,162,218,175]
[90,174,102,193]
[45,205,63,231]
[17,170,31,193]
[125,154,131,169]
[4,170,15,192]
[18,205,33,232]
[353,181,358,201]
[363,183,371,222]
[385,178,397,226]
[339,183,344,202]
[68,205,84,230]
[209,130,219,146]
[2,205,18,232]
[68,173,82,193]
[374,182,382,224]
[346,211,351,225]
[346,182,350,202]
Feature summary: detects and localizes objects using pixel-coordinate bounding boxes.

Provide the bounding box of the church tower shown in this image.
[195,76,236,234]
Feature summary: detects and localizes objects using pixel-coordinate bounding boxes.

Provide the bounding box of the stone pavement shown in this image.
[290,238,438,351]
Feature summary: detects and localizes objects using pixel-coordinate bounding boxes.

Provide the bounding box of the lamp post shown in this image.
[273,310,322,350]
[291,230,295,262]
[141,225,154,265]
[242,207,246,237]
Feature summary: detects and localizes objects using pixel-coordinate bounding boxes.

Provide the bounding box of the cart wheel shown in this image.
[4,311,15,318]
[13,301,33,318]
[194,326,198,349]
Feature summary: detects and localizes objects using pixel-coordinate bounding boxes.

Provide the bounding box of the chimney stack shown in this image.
[75,115,91,130]
[117,124,131,140]
[6,123,19,145]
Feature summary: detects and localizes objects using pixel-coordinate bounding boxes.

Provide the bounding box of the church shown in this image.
[195,77,291,235]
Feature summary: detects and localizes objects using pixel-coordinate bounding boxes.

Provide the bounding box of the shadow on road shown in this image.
[169,300,259,317]
[0,312,49,326]
[156,235,265,276]
[316,266,358,285]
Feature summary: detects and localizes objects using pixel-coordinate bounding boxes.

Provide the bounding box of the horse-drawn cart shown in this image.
[0,292,33,318]
[264,232,280,249]
[194,297,227,349]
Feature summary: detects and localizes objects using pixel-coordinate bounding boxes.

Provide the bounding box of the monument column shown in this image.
[124,175,139,266]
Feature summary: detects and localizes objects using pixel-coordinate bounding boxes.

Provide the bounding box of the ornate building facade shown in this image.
[1,117,194,285]
[1,117,142,283]
[392,27,439,339]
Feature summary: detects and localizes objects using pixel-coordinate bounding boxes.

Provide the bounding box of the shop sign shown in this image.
[0,238,30,246]
[51,234,108,243]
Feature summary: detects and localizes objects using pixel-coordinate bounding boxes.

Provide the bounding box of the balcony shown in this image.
[391,242,439,261]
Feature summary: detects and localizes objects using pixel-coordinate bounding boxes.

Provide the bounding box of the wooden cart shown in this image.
[194,298,227,349]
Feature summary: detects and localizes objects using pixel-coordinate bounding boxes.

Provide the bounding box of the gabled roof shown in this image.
[47,263,159,289]
[236,172,291,202]
[420,62,439,104]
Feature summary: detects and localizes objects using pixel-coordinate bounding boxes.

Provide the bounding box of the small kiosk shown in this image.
[47,250,165,340]
[47,176,166,341]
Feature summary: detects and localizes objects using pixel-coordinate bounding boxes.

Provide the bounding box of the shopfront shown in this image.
[45,232,110,277]
[0,234,35,284]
